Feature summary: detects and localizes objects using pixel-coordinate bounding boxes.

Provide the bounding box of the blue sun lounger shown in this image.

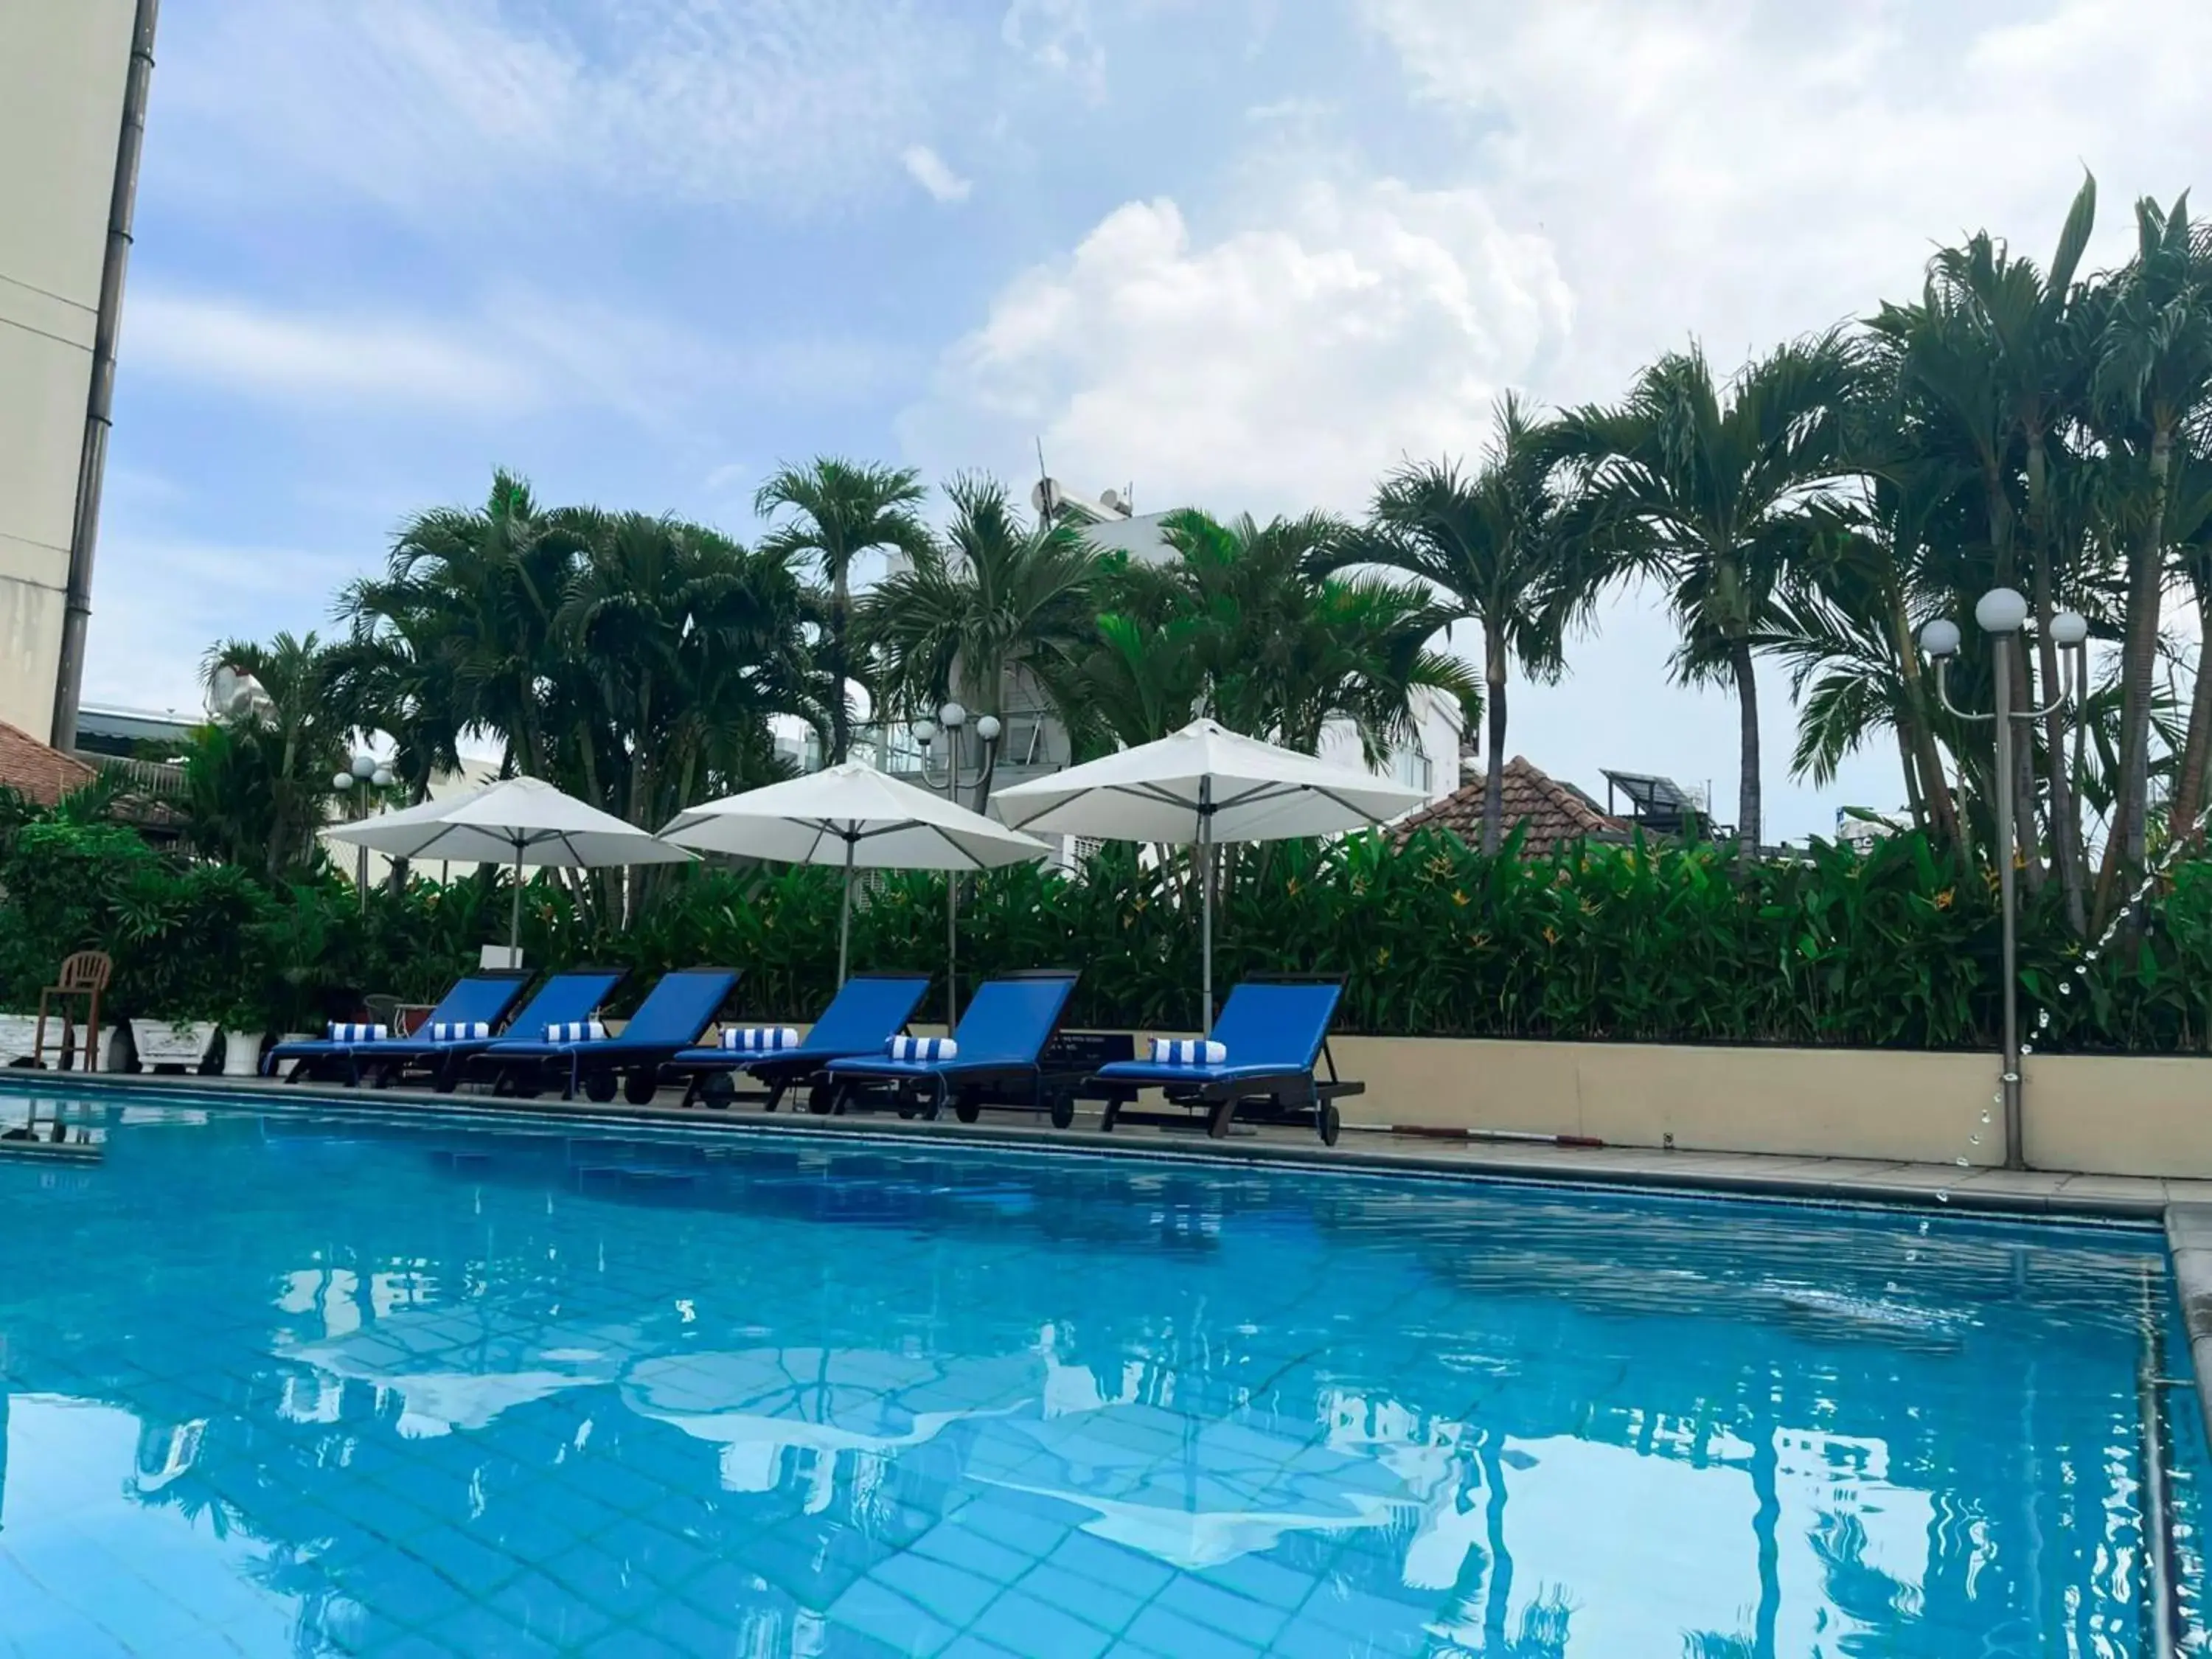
[473,967,740,1105]
[667,971,933,1112]
[390,969,626,1092]
[1091,975,1363,1144]
[262,970,532,1085]
[821,970,1079,1125]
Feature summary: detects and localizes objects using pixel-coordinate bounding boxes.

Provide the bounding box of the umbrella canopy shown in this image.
[658,762,1048,984]
[988,718,1427,845]
[325,776,691,952]
[989,719,1427,1029]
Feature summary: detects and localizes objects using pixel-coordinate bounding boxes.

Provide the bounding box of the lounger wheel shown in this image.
[954,1097,981,1124]
[1048,1091,1076,1130]
[623,1071,658,1107]
[583,1072,618,1105]
[1318,1102,1341,1147]
[699,1073,734,1110]
[808,1083,836,1116]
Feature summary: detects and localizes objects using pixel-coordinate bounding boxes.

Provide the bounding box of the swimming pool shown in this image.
[0,1086,2201,1658]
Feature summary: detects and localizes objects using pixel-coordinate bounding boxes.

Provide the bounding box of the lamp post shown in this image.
[911,703,1003,1027]
[1920,590,2088,1169]
[330,749,394,914]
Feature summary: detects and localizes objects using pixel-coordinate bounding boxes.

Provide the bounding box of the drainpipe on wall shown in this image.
[50,0,161,754]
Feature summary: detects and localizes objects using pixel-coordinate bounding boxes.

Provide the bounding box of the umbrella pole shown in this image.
[1200,777,1214,1036]
[838,835,855,987]
[946,866,959,1029]
[509,846,524,968]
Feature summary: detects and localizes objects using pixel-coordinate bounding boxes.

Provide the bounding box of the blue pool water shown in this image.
[0,1088,2202,1658]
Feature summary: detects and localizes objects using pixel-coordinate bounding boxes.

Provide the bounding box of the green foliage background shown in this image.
[6,818,2210,1053]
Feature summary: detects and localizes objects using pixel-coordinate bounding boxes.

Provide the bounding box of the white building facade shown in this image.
[0,0,145,743]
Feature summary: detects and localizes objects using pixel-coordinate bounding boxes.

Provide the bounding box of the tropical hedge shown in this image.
[6,817,2212,1055]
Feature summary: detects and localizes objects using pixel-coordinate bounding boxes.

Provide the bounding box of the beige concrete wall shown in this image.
[2026,1053,2212,1178]
[0,0,136,740]
[1326,1034,2004,1166]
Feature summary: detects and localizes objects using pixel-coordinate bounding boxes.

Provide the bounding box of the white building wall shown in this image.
[0,0,136,741]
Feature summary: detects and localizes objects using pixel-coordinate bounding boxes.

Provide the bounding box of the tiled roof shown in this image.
[0,720,99,807]
[1396,754,1627,857]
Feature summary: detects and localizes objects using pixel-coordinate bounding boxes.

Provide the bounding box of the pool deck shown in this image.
[4,1065,2200,1221]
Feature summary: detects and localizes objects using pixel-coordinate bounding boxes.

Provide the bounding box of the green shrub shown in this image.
[4,816,2209,1052]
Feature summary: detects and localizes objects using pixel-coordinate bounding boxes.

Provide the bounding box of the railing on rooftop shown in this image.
[77,753,187,797]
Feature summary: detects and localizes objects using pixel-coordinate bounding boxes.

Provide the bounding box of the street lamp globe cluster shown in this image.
[1916,586,2089,1172]
[331,750,393,793]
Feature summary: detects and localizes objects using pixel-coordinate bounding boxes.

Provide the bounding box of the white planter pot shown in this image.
[221,1030,265,1078]
[129,1020,215,1071]
[0,1014,41,1066]
[0,1012,104,1069]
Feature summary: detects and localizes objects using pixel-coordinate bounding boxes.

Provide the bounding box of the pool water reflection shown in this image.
[0,1091,2201,1657]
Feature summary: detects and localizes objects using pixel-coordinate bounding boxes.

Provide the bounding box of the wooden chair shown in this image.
[34,951,111,1073]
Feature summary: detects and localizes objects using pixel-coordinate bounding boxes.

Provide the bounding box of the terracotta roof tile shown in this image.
[1396,755,1627,857]
[0,720,100,807]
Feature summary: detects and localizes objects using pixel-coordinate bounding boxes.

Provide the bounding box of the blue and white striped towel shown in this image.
[545,1020,608,1043]
[1150,1038,1227,1066]
[428,1021,491,1043]
[720,1026,801,1053]
[886,1035,958,1062]
[326,1022,389,1043]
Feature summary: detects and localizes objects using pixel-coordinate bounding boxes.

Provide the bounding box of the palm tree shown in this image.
[1557,333,1861,852]
[556,509,824,828]
[1155,508,1479,765]
[1062,573,1205,756]
[342,471,585,783]
[2096,192,2212,908]
[860,476,1105,809]
[193,631,348,879]
[754,459,933,763]
[1868,177,2100,920]
[1331,394,1579,852]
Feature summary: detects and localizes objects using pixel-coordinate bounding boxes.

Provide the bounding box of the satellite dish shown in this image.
[1030,478,1063,515]
[208,665,240,714]
[1099,488,1121,512]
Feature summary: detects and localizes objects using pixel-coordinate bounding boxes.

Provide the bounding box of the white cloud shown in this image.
[128,292,532,411]
[128,288,897,425]
[159,0,965,215]
[1354,0,2212,399]
[902,144,975,204]
[1001,0,1105,97]
[902,180,1571,512]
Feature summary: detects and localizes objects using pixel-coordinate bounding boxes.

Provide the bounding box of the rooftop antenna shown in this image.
[1034,436,1054,523]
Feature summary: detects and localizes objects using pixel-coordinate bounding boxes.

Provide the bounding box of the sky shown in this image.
[91,0,2212,840]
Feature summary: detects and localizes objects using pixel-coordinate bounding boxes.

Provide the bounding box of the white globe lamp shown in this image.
[1974,588,2030,635]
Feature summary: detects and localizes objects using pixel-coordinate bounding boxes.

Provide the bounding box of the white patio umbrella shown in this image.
[323,775,692,956]
[657,762,1049,987]
[990,718,1427,1032]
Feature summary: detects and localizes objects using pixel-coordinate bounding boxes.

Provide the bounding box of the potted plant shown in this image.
[128,1008,218,1072]
[217,995,271,1078]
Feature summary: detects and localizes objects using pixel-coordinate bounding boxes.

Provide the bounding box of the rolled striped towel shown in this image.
[428,1021,491,1043]
[546,1020,608,1044]
[720,1026,801,1053]
[1150,1038,1227,1066]
[886,1035,958,1062]
[327,1022,389,1043]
